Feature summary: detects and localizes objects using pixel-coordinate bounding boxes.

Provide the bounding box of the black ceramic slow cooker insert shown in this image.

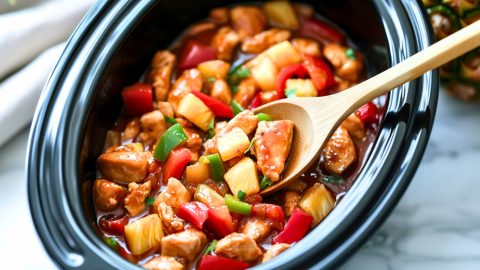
[27,0,438,269]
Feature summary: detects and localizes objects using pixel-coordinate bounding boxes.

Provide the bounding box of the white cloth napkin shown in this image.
[0,0,94,146]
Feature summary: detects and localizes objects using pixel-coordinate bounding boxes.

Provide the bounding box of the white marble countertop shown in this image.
[1,89,479,269]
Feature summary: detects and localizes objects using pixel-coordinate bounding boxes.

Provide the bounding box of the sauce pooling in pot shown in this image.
[91,1,384,269]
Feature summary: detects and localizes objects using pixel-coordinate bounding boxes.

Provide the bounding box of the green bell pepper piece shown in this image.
[153,123,188,162]
[207,153,225,182]
[225,194,252,216]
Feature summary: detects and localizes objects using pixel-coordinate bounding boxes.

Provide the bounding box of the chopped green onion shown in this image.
[164,116,177,125]
[237,190,246,201]
[345,48,356,60]
[207,153,225,182]
[225,194,252,215]
[206,118,215,139]
[230,100,244,115]
[145,197,155,207]
[103,237,118,250]
[207,77,216,83]
[153,123,188,162]
[285,88,297,98]
[228,66,251,86]
[245,138,255,154]
[204,240,217,255]
[260,175,273,190]
[256,113,272,122]
[322,175,344,184]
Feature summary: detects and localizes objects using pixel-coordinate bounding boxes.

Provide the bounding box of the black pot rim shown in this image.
[27,1,438,269]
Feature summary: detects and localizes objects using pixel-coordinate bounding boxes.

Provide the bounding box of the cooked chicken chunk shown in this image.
[262,243,290,262]
[204,110,259,154]
[210,79,232,105]
[161,229,207,261]
[153,178,191,213]
[283,191,301,217]
[143,256,184,270]
[93,179,127,211]
[97,150,148,183]
[322,126,356,175]
[211,26,240,61]
[239,218,271,242]
[122,118,140,142]
[124,181,151,216]
[323,44,363,82]
[215,233,263,262]
[187,22,216,36]
[253,120,294,181]
[209,7,229,24]
[291,38,322,58]
[156,102,175,118]
[168,68,203,113]
[147,50,176,101]
[180,125,203,162]
[341,113,365,140]
[241,28,291,54]
[158,202,184,234]
[139,110,167,142]
[233,77,257,108]
[230,6,266,38]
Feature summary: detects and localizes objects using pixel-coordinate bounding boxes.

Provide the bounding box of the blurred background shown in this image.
[0,0,479,269]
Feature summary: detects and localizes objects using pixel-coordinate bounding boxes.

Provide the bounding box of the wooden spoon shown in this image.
[256,19,480,195]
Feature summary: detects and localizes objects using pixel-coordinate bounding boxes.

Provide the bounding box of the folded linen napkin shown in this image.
[0,0,94,146]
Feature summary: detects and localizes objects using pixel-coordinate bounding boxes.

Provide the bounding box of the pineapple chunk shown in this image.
[263,1,299,30]
[264,41,302,69]
[299,183,335,226]
[250,56,278,91]
[186,162,212,184]
[285,79,317,97]
[197,60,231,80]
[217,127,250,161]
[224,157,260,195]
[124,214,163,255]
[177,93,214,131]
[194,184,225,207]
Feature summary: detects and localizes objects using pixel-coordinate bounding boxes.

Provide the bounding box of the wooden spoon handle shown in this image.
[344,18,480,109]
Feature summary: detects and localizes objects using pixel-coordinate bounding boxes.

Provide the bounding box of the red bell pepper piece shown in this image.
[191,90,234,118]
[272,208,313,244]
[121,83,154,117]
[206,206,235,237]
[252,203,285,229]
[355,101,378,124]
[249,92,262,109]
[275,64,309,98]
[198,255,250,270]
[177,201,209,229]
[179,40,217,70]
[98,215,129,235]
[303,55,336,96]
[300,18,345,43]
[162,148,192,183]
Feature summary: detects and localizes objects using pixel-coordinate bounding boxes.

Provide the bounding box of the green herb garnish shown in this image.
[285,88,297,98]
[237,190,247,201]
[322,175,344,184]
[345,48,356,60]
[206,118,215,139]
[204,240,217,255]
[245,138,255,154]
[145,197,155,207]
[228,66,251,86]
[260,175,273,190]
[230,100,244,115]
[104,237,119,250]
[231,85,239,94]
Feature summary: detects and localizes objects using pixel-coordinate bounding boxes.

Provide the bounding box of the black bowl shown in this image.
[27,0,438,269]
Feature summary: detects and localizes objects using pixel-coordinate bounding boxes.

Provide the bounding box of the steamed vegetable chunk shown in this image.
[253,120,294,181]
[93,1,382,268]
[125,214,163,255]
